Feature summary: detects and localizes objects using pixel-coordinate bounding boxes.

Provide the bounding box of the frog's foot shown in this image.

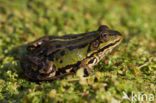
[77,66,94,77]
[83,67,94,77]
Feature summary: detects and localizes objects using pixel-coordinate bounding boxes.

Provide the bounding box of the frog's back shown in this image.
[32,31,99,57]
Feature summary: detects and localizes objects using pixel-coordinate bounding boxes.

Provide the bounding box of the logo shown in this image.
[122,91,155,102]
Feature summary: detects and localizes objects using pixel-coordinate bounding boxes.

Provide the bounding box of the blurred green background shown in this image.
[0,0,155,103]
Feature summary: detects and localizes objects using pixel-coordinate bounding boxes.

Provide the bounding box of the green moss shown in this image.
[0,0,155,102]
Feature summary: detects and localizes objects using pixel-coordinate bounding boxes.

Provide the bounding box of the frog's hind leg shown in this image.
[20,55,56,81]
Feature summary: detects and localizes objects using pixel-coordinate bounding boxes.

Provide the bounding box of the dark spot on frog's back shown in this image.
[60,51,65,56]
[38,63,44,70]
[55,44,61,48]
[68,46,75,51]
[48,54,54,61]
[68,43,88,51]
[48,50,60,61]
[60,60,63,63]
[55,57,59,61]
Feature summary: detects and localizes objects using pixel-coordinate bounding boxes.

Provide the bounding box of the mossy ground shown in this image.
[0,0,155,103]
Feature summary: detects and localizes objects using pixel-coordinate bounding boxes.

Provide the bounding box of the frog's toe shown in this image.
[76,66,94,77]
[83,67,94,77]
[83,68,89,77]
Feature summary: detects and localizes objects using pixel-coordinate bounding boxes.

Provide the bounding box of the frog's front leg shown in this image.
[78,57,98,77]
[78,62,94,77]
[21,55,56,81]
[79,66,94,77]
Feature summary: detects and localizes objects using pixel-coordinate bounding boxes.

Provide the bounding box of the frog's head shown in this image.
[87,25,123,56]
[98,25,123,48]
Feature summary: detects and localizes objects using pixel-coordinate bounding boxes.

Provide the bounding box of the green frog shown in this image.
[20,25,123,81]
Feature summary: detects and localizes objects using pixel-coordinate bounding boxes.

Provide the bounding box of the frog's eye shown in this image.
[101,32,109,42]
[102,33,107,37]
[92,40,99,48]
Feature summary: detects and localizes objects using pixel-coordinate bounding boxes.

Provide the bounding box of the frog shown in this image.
[20,25,123,81]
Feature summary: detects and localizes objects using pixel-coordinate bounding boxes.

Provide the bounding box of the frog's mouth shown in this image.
[88,37,122,58]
